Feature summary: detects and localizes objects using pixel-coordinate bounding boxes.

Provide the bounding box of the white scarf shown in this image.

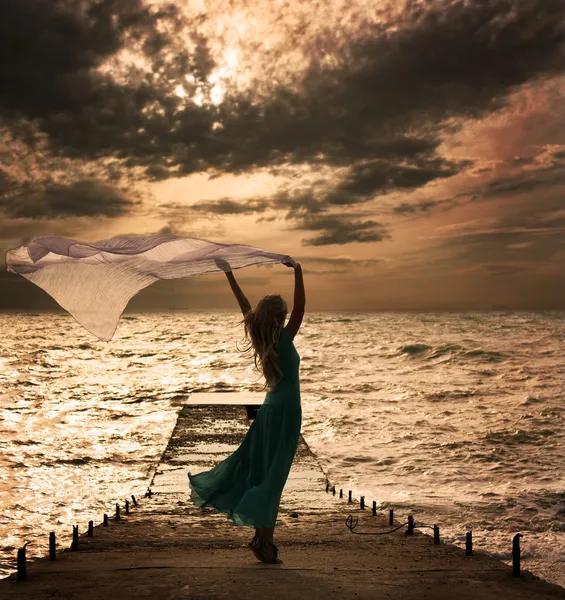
[6,235,295,341]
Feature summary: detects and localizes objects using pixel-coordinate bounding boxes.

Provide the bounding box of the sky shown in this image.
[1,0,564,311]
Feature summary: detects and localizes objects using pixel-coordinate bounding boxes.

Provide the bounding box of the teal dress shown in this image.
[187,326,302,528]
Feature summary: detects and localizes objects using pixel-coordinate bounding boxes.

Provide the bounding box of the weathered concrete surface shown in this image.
[146,403,334,521]
[2,399,565,600]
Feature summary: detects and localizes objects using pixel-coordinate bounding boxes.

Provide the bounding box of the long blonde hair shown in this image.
[241,294,288,391]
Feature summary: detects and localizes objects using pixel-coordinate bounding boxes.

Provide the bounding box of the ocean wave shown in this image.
[482,428,556,446]
[462,349,505,361]
[399,343,432,355]
[322,317,363,323]
[521,396,546,406]
[425,389,477,402]
[427,344,462,359]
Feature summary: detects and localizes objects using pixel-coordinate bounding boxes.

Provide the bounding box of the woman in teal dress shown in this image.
[187,259,305,563]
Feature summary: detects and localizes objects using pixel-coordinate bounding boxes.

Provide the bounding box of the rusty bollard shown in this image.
[125,499,130,515]
[405,515,414,535]
[433,525,440,545]
[372,501,377,516]
[16,543,30,581]
[131,494,138,507]
[71,525,79,551]
[466,531,473,556]
[116,503,121,520]
[512,534,522,577]
[103,513,109,527]
[389,508,394,526]
[88,521,94,537]
[360,496,365,510]
[348,490,352,503]
[49,532,56,561]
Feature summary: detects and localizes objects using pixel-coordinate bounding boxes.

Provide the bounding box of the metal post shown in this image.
[433,525,440,545]
[389,508,394,525]
[125,499,130,515]
[372,501,377,516]
[116,503,121,520]
[103,513,108,527]
[326,482,329,493]
[339,489,343,499]
[405,514,414,535]
[131,495,138,507]
[360,496,365,510]
[88,521,94,537]
[16,543,29,581]
[466,531,473,556]
[348,490,352,503]
[332,486,336,496]
[49,532,56,561]
[512,534,522,577]
[71,525,79,551]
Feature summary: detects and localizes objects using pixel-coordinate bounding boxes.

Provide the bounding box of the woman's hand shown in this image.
[214,258,232,272]
[282,260,299,269]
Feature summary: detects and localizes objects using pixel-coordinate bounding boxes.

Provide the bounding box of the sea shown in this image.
[0,311,563,586]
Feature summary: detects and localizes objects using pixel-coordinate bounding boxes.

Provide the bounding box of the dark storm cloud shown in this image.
[0,0,168,118]
[201,0,564,178]
[2,0,565,257]
[1,180,136,219]
[3,0,565,187]
[270,190,326,219]
[393,199,451,214]
[0,0,213,160]
[0,0,212,120]
[184,190,388,245]
[297,214,389,246]
[392,146,565,216]
[174,189,390,245]
[189,188,325,221]
[185,156,460,242]
[478,164,565,199]
[189,198,269,215]
[324,157,463,206]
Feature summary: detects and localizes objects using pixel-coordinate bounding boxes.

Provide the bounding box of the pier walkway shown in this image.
[2,394,565,599]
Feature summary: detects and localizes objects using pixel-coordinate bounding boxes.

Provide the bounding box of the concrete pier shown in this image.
[2,394,565,599]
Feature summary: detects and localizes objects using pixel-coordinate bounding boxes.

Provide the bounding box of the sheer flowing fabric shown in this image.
[6,235,296,341]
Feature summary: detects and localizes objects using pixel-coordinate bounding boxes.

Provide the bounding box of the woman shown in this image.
[187,259,305,563]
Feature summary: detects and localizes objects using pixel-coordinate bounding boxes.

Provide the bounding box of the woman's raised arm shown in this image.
[214,259,252,316]
[284,263,305,339]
